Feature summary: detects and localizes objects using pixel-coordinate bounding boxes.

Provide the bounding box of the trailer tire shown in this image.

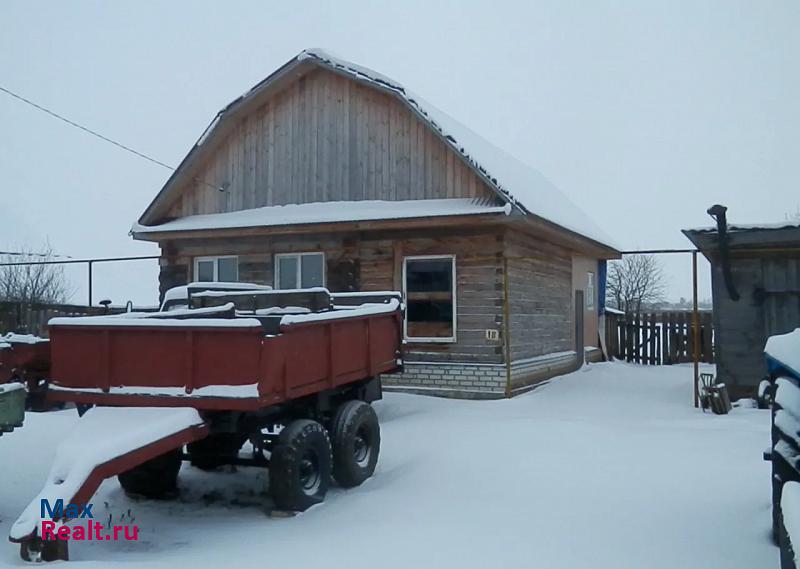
[331,400,380,488]
[117,449,181,499]
[188,433,247,470]
[269,420,331,511]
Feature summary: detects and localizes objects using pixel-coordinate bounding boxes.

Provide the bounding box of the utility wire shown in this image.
[0,85,174,171]
[0,85,224,191]
[0,250,72,259]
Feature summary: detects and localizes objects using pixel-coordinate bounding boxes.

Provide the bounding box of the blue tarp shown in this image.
[598,260,607,316]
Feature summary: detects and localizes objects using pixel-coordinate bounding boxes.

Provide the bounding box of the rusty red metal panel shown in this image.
[46,390,264,411]
[50,325,263,390]
[46,307,402,410]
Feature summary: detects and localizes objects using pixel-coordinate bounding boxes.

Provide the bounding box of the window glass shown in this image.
[278,256,299,289]
[301,254,325,288]
[197,260,215,282]
[405,258,454,340]
[218,257,238,282]
[587,272,595,309]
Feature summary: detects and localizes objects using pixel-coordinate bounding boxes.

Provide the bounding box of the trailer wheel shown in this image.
[269,420,331,511]
[331,400,380,488]
[118,449,181,499]
[188,433,247,470]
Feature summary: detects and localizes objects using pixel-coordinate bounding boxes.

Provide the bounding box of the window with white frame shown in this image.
[403,255,456,342]
[194,256,238,282]
[274,252,325,289]
[586,272,595,310]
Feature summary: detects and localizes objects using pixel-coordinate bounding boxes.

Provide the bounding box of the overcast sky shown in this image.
[1,1,798,305]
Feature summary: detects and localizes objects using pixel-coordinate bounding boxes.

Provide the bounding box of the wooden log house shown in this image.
[132,49,620,398]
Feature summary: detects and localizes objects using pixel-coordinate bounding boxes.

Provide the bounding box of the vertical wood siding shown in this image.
[711,253,800,397]
[167,68,493,218]
[504,229,574,361]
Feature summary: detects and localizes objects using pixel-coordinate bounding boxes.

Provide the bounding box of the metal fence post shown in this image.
[88,260,93,307]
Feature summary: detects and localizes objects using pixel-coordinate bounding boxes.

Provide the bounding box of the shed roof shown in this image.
[137,48,618,252]
[683,221,800,253]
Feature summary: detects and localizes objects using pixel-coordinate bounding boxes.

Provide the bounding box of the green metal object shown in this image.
[0,383,26,436]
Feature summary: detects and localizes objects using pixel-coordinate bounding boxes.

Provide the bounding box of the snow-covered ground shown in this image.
[0,362,775,568]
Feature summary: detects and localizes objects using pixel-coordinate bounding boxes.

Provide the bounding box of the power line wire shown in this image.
[0,250,72,259]
[0,85,174,171]
[0,84,224,192]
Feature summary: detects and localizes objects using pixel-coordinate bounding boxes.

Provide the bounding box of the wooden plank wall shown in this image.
[166,68,494,219]
[162,227,505,364]
[708,253,800,397]
[504,229,574,361]
[762,256,800,340]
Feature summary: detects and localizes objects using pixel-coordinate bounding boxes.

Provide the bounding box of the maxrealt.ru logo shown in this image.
[40,499,139,541]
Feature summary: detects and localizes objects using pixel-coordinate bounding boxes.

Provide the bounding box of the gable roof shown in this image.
[138,48,618,251]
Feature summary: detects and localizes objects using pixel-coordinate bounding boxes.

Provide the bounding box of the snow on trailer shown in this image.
[10,284,403,561]
[10,407,209,561]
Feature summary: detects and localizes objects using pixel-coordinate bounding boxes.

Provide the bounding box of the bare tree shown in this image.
[0,244,71,306]
[606,255,666,314]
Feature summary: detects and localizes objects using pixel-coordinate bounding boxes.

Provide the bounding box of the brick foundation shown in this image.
[383,349,603,399]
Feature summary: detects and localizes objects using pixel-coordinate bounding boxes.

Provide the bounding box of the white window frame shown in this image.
[402,254,457,343]
[193,255,239,282]
[586,271,595,310]
[274,252,326,290]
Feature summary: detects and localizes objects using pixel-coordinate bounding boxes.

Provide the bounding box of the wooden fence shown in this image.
[0,301,155,337]
[605,311,714,365]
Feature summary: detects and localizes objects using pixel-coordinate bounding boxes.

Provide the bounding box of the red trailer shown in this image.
[0,334,50,384]
[8,285,403,562]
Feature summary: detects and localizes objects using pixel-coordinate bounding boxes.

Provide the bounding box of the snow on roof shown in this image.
[686,220,800,233]
[132,198,510,235]
[604,306,625,315]
[138,49,617,250]
[297,49,617,250]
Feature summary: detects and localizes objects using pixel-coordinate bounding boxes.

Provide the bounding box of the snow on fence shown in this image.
[604,311,714,365]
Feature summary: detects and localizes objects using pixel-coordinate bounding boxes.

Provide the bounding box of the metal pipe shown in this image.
[0,255,159,267]
[707,204,740,301]
[692,251,700,408]
[88,261,93,307]
[619,249,699,255]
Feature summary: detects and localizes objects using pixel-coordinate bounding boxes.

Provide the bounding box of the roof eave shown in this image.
[132,211,511,242]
